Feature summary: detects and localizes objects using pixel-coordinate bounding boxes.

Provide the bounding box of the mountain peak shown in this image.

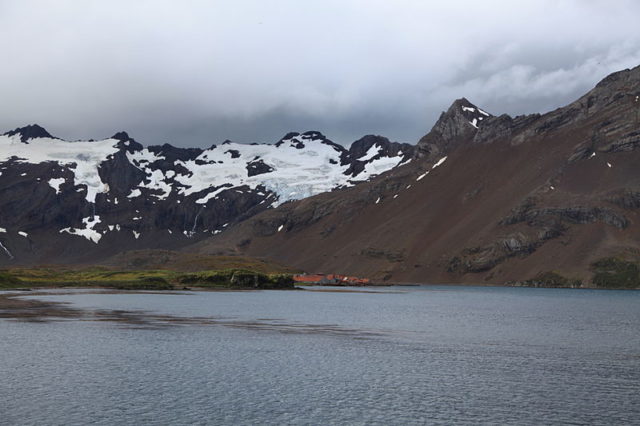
[415,98,491,159]
[595,64,640,89]
[440,98,491,130]
[275,130,333,148]
[111,131,132,142]
[3,124,54,143]
[109,131,143,152]
[300,130,326,140]
[450,97,473,107]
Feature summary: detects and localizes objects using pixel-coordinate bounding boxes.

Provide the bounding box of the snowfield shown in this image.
[0,131,408,208]
[0,135,120,203]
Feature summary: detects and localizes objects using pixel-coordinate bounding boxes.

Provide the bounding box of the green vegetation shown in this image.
[0,270,22,288]
[591,257,640,289]
[112,276,174,290]
[521,271,583,288]
[178,269,294,289]
[0,266,295,290]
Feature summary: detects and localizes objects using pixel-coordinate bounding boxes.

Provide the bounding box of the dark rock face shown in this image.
[275,131,346,154]
[601,130,640,152]
[111,131,131,142]
[148,143,203,162]
[246,159,274,177]
[609,190,640,209]
[501,202,629,229]
[448,232,541,274]
[415,98,491,159]
[473,113,541,145]
[534,107,582,134]
[4,124,54,142]
[98,150,147,195]
[344,135,414,176]
[449,197,631,274]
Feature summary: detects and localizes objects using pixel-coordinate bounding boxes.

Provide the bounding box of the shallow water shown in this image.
[1,286,639,425]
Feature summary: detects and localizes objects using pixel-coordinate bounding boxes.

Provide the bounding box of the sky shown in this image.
[1,0,639,148]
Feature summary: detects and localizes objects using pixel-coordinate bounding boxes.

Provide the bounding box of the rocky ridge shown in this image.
[0,127,413,263]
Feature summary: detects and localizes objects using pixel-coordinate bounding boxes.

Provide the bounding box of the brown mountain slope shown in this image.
[188,65,640,286]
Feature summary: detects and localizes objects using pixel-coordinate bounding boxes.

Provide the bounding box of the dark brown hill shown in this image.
[189,65,640,286]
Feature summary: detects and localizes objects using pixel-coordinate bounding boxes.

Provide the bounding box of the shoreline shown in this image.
[3,279,640,293]
[2,282,639,326]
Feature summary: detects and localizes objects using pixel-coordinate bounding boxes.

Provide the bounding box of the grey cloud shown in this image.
[0,0,639,147]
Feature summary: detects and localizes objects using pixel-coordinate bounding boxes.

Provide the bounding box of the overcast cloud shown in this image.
[1,0,639,147]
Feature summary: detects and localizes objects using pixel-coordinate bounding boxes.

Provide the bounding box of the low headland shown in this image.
[0,267,296,291]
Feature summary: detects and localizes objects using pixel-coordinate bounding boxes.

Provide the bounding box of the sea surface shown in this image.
[1,285,639,425]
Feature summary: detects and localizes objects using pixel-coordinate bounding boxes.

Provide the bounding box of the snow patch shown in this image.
[18,231,28,237]
[432,156,447,169]
[127,188,142,198]
[277,224,284,232]
[0,241,13,259]
[0,134,120,203]
[60,216,102,243]
[416,171,429,181]
[136,169,172,200]
[358,144,381,161]
[133,231,140,239]
[350,156,404,182]
[48,177,66,194]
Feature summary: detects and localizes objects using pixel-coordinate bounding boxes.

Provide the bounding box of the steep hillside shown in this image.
[189,65,640,286]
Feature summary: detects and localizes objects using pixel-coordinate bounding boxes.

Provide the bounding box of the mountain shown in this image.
[3,65,640,287]
[189,65,640,286]
[0,128,413,263]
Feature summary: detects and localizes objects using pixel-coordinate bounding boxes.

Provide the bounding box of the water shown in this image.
[1,286,639,425]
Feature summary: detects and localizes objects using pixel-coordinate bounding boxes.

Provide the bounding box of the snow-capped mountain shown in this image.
[190,65,640,287]
[0,126,413,262]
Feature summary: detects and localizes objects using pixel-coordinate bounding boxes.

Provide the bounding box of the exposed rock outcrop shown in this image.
[3,124,55,143]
